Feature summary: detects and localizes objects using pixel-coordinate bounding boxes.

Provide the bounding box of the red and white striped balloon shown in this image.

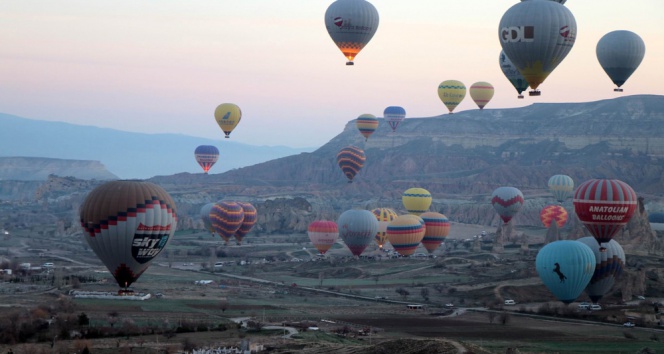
[573,179,637,245]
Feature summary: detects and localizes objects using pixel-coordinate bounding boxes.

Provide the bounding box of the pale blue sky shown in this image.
[1,0,662,148]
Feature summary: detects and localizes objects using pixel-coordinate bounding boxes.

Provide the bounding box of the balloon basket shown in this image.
[529,90,541,96]
[517,95,524,99]
[614,88,623,92]
[118,289,135,296]
[346,61,354,66]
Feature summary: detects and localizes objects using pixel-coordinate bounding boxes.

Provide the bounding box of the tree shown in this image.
[487,311,497,324]
[78,312,90,326]
[395,288,410,300]
[420,287,430,302]
[219,300,229,313]
[499,312,511,325]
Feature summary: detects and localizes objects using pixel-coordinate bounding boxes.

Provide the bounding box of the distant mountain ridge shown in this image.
[0,113,313,179]
[154,94,664,196]
[0,157,117,181]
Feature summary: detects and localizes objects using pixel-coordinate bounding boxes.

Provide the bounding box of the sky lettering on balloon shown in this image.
[132,223,171,264]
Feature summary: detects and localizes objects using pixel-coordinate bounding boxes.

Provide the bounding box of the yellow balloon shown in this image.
[214,103,242,138]
[386,214,426,256]
[469,81,495,110]
[437,80,466,114]
[402,187,432,215]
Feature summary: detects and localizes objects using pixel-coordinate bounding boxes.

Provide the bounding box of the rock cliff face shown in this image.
[0,157,117,181]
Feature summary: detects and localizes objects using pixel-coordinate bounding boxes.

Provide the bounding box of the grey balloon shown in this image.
[325,0,379,65]
[200,202,216,235]
[596,30,645,91]
[499,0,577,93]
[576,237,625,303]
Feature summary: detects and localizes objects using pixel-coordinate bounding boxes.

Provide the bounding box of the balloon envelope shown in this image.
[573,179,637,244]
[356,114,379,141]
[324,0,379,65]
[596,30,645,90]
[214,103,242,138]
[384,106,406,132]
[402,188,432,215]
[337,146,366,182]
[535,240,595,304]
[469,82,495,109]
[200,202,216,235]
[371,208,398,249]
[437,80,466,113]
[499,0,577,91]
[210,201,245,244]
[577,237,625,303]
[194,145,219,174]
[387,214,426,256]
[338,209,378,256]
[499,51,529,98]
[234,202,257,244]
[420,212,450,254]
[491,187,524,224]
[540,205,568,229]
[308,220,339,255]
[79,180,177,288]
[548,174,574,203]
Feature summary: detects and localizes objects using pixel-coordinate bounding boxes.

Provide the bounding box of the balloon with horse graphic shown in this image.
[536,240,596,304]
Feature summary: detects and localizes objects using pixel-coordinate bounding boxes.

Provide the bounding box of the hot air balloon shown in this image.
[79,181,177,291]
[210,201,245,245]
[577,237,625,303]
[200,202,216,235]
[491,187,524,224]
[548,174,574,203]
[469,82,495,109]
[214,103,242,138]
[499,0,577,95]
[596,30,645,92]
[384,106,406,132]
[338,209,378,257]
[371,207,398,249]
[194,145,219,174]
[573,179,637,249]
[402,188,432,215]
[356,114,379,141]
[234,202,257,245]
[523,0,567,3]
[420,212,450,254]
[437,80,466,114]
[540,204,568,229]
[499,50,529,99]
[387,214,426,256]
[324,0,379,65]
[536,240,595,304]
[308,220,339,255]
[336,146,366,183]
[648,212,664,231]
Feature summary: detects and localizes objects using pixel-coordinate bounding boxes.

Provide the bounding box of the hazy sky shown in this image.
[1,1,662,148]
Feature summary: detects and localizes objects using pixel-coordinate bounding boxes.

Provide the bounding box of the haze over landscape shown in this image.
[2,1,664,353]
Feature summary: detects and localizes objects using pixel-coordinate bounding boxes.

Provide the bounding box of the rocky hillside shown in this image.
[0,157,117,181]
[2,95,664,255]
